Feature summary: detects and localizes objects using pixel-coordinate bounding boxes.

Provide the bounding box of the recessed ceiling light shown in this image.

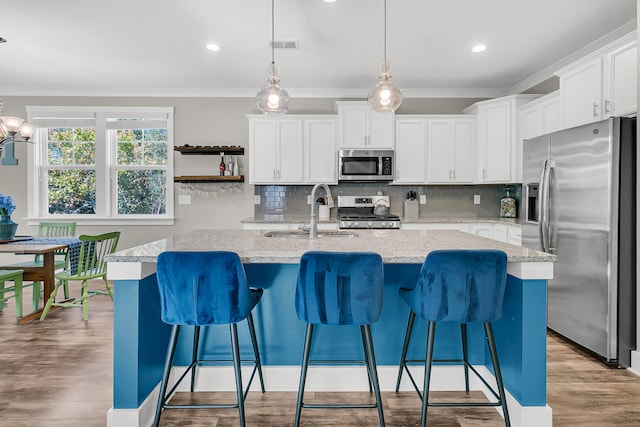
[324,0,337,3]
[472,44,487,53]
[206,43,221,52]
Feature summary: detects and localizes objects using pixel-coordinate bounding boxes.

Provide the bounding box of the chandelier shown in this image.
[0,101,36,152]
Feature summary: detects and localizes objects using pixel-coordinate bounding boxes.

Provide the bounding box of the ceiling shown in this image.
[0,0,637,98]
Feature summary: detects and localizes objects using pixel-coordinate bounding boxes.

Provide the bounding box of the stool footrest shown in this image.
[302,403,379,409]
[163,403,239,410]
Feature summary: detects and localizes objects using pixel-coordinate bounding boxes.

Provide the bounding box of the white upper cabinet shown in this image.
[519,91,561,141]
[465,95,539,184]
[248,115,336,185]
[394,118,427,183]
[336,101,394,149]
[304,118,337,184]
[249,118,303,184]
[394,115,475,184]
[427,118,475,184]
[603,39,637,118]
[556,33,636,128]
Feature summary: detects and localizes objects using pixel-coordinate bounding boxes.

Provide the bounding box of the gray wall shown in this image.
[0,95,484,250]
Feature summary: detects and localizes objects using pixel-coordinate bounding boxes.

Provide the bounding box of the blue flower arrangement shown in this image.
[0,193,16,217]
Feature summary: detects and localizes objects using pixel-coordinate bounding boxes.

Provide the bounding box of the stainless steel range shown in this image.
[337,195,400,229]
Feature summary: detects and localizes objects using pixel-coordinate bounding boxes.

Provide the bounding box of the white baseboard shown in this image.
[628,350,640,377]
[107,365,552,427]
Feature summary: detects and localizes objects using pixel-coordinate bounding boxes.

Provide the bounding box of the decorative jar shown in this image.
[0,215,18,240]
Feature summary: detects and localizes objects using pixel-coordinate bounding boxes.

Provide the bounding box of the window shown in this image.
[27,106,174,225]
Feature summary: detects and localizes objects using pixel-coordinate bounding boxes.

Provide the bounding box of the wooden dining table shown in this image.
[0,242,69,323]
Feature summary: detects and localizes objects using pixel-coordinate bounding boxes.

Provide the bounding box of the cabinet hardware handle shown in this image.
[604,99,610,115]
[278,170,281,179]
[483,168,486,179]
[452,170,455,180]
[593,102,599,117]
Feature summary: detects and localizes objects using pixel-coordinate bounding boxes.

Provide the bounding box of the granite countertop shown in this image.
[106,229,553,265]
[241,216,522,225]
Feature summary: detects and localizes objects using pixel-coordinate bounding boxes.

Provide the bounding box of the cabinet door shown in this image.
[493,224,508,243]
[277,120,303,183]
[427,120,453,183]
[479,101,511,183]
[452,120,475,183]
[603,42,637,117]
[368,109,395,148]
[469,223,494,239]
[395,119,426,183]
[249,120,279,183]
[305,119,337,184]
[540,94,561,134]
[559,58,603,128]
[507,225,522,246]
[337,103,368,148]
[520,105,541,141]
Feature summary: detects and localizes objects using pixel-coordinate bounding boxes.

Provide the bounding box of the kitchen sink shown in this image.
[263,231,359,239]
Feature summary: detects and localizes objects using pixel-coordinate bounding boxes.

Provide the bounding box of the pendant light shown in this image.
[368,0,402,112]
[256,0,290,114]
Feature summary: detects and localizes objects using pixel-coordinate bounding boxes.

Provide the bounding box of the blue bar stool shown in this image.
[153,251,265,427]
[395,249,511,427]
[294,251,385,427]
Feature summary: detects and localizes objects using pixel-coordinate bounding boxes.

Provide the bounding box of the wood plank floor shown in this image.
[1,283,639,426]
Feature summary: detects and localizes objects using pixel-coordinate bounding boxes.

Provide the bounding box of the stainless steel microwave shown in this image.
[338,149,394,181]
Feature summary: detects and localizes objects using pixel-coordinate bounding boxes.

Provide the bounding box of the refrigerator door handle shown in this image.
[538,159,553,253]
[546,160,556,254]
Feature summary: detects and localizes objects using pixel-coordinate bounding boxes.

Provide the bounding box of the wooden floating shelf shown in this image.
[174,175,245,183]
[175,145,244,155]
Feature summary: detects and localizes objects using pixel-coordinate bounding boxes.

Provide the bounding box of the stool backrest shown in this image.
[295,251,383,325]
[156,251,254,326]
[409,249,508,323]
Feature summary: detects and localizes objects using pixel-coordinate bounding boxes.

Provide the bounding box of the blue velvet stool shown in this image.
[153,251,265,427]
[294,251,385,427]
[395,249,511,427]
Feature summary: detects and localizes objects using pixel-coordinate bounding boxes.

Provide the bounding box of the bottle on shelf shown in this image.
[219,153,225,176]
[227,156,234,176]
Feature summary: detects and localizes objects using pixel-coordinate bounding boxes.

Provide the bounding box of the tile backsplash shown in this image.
[255,183,522,219]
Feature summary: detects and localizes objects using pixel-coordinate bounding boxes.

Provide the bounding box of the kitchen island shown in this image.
[105,229,555,427]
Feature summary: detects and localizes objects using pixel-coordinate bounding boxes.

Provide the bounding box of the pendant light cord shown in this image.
[271,0,275,65]
[383,0,387,61]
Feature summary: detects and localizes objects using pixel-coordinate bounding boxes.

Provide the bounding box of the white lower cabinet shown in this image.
[402,222,521,246]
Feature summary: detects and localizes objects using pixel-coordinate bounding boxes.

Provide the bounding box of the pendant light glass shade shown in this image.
[368,60,402,112]
[256,0,289,114]
[256,63,290,114]
[368,0,402,112]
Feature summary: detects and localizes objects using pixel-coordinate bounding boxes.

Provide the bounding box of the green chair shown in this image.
[7,221,77,304]
[0,269,25,318]
[40,231,120,321]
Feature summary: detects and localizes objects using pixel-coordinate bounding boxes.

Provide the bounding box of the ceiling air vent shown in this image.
[270,40,298,49]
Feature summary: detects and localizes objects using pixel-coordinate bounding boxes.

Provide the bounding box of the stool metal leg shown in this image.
[395,310,416,392]
[294,323,314,427]
[461,323,470,393]
[153,324,180,427]
[246,312,265,393]
[421,321,436,427]
[230,323,246,427]
[360,327,373,393]
[361,325,385,427]
[484,323,511,427]
[190,325,201,392]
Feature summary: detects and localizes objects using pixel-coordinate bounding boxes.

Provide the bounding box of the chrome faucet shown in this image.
[309,183,334,239]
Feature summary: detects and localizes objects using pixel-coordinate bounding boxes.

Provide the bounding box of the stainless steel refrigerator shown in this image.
[522,117,636,367]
